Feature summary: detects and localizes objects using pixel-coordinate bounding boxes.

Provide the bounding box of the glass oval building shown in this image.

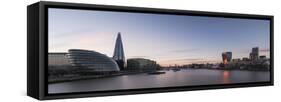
[68,49,120,72]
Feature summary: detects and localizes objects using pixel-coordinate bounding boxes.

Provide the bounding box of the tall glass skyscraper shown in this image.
[113,32,126,70]
[222,52,232,64]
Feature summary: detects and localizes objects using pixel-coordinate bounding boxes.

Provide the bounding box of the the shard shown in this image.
[113,32,125,70]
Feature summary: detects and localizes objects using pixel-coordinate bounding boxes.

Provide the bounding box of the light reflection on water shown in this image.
[48,69,270,94]
[223,71,230,84]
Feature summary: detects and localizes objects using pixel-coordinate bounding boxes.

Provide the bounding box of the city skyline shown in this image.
[48,8,270,66]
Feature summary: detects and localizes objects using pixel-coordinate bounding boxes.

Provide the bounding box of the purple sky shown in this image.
[48,8,270,66]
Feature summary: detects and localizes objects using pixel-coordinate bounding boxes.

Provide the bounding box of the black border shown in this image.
[38,1,273,100]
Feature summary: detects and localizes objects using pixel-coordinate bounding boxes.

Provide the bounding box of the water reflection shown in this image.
[222,71,230,84]
[49,69,270,94]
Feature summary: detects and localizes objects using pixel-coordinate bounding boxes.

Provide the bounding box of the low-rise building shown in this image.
[127,58,157,71]
[48,53,71,66]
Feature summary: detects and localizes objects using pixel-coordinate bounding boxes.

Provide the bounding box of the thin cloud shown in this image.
[127,56,150,58]
[160,58,203,63]
[237,47,270,54]
[171,48,200,53]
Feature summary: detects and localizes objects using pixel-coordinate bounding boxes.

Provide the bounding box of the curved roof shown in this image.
[68,49,120,72]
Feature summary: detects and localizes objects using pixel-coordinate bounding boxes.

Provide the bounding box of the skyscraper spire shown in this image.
[113,32,125,70]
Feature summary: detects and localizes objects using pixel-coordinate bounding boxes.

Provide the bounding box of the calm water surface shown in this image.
[48,69,270,94]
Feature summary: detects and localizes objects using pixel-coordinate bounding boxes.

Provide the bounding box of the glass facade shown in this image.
[68,49,120,72]
[127,58,157,71]
[48,53,70,66]
[113,33,126,70]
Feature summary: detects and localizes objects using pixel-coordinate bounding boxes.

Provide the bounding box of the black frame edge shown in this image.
[27,2,40,100]
[27,1,274,100]
[270,16,274,86]
[40,1,273,19]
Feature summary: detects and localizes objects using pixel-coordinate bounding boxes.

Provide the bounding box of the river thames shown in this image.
[48,69,270,94]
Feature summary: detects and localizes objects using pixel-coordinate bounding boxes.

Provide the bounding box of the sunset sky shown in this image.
[48,8,270,66]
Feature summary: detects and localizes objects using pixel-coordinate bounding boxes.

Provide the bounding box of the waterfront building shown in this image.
[250,47,259,61]
[260,56,266,60]
[113,32,126,70]
[226,52,232,62]
[242,57,250,61]
[232,58,241,63]
[222,53,227,64]
[48,53,73,76]
[48,53,71,66]
[127,58,157,71]
[68,49,120,72]
[222,52,232,64]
